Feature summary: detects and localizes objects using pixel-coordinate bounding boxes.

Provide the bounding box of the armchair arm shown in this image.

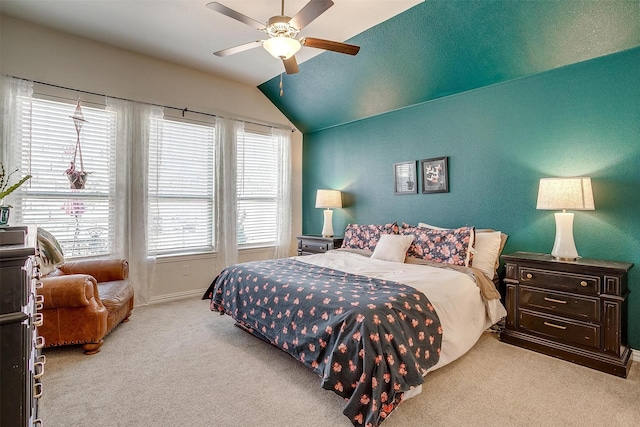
[59,259,129,283]
[39,274,101,309]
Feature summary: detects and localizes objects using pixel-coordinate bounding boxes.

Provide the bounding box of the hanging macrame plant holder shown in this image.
[65,100,90,189]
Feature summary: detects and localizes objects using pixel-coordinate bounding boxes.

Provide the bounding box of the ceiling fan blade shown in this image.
[301,37,360,55]
[283,56,299,74]
[206,2,265,31]
[289,0,334,30]
[214,40,263,57]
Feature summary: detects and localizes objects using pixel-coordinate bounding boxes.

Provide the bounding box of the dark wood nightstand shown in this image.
[500,251,633,377]
[296,235,344,256]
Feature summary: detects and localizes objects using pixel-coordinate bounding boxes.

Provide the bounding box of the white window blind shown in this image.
[15,97,116,257]
[148,118,215,254]
[236,129,278,246]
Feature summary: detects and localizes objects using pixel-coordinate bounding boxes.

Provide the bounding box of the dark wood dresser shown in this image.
[296,235,344,256]
[500,251,633,377]
[0,228,44,426]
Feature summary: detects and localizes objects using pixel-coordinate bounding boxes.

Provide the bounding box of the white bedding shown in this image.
[294,250,506,380]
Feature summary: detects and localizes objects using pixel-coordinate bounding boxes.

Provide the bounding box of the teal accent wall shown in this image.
[302,47,640,348]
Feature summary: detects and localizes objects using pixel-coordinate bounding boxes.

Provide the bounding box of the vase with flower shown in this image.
[0,162,32,226]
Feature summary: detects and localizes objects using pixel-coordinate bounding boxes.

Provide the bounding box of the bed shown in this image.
[204,223,507,427]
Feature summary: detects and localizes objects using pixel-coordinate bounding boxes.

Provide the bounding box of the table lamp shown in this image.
[315,189,342,237]
[536,177,595,260]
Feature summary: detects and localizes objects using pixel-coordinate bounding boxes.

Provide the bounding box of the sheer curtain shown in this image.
[108,98,163,305]
[0,76,32,205]
[273,127,292,258]
[215,117,241,270]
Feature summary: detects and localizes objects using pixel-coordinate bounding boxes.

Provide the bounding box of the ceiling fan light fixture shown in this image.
[263,36,301,59]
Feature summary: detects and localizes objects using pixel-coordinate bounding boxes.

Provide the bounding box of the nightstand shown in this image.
[500,251,633,377]
[296,235,344,256]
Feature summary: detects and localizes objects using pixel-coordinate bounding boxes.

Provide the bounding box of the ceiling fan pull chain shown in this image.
[280,73,284,97]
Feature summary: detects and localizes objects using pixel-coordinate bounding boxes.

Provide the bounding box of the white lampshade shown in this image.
[263,37,301,59]
[315,189,342,209]
[536,177,595,260]
[316,189,342,237]
[536,177,595,211]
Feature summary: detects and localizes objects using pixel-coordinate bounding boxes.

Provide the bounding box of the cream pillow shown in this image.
[471,230,503,279]
[371,234,415,263]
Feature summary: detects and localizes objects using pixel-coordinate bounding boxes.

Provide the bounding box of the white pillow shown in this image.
[471,231,503,279]
[371,234,415,263]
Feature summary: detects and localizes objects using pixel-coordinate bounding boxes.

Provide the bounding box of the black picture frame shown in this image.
[394,161,418,195]
[421,156,449,194]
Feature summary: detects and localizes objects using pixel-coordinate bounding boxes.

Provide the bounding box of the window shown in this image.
[236,129,278,246]
[14,97,116,257]
[148,118,215,255]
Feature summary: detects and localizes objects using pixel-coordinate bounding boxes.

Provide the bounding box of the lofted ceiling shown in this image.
[0,0,421,87]
[259,0,640,133]
[2,1,639,135]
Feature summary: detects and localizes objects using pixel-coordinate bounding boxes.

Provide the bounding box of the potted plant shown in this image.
[0,162,32,226]
[64,100,90,190]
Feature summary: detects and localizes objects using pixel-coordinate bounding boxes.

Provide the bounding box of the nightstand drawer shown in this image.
[519,267,599,295]
[519,310,600,349]
[519,286,600,322]
[296,236,344,256]
[298,240,330,253]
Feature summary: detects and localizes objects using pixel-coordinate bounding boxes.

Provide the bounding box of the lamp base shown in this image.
[321,209,334,237]
[551,212,579,261]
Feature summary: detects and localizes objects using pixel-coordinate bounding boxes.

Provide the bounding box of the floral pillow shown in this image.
[401,223,475,266]
[341,222,399,252]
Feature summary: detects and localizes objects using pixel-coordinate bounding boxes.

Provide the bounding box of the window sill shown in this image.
[155,245,275,263]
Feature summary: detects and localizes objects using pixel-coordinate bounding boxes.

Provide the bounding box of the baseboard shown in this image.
[633,348,640,362]
[148,288,208,305]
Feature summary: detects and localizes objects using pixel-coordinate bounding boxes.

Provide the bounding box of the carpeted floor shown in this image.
[39,297,640,427]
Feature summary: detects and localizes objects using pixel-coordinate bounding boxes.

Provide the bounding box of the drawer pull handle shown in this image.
[35,335,45,349]
[543,297,567,304]
[580,281,588,287]
[35,281,44,289]
[526,273,532,279]
[34,361,45,379]
[33,382,43,399]
[33,313,44,327]
[544,321,567,330]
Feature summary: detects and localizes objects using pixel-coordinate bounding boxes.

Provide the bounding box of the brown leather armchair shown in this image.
[37,259,134,355]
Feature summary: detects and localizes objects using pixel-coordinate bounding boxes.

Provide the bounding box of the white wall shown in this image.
[0,15,303,303]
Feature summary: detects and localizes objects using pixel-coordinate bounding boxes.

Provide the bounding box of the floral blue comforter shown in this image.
[203,258,442,427]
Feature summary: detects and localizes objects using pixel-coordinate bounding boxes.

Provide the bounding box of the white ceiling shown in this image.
[0,0,422,86]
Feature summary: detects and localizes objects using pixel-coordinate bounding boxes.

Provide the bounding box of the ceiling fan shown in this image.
[206,0,360,74]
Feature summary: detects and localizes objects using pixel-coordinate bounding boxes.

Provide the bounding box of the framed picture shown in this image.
[394,161,418,195]
[421,156,449,194]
